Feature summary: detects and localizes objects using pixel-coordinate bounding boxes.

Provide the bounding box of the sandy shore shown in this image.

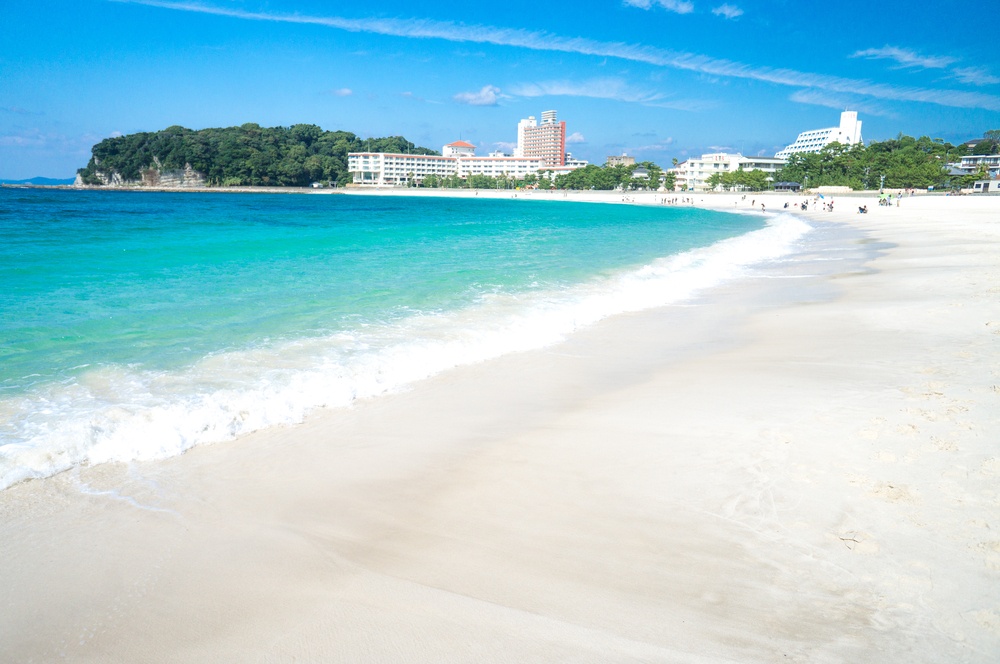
[2,192,998,662]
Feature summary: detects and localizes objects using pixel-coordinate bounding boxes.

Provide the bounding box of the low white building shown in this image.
[670,153,786,192]
[775,111,864,159]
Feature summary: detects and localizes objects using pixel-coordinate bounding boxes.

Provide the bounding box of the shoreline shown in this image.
[5,180,981,200]
[1,194,998,660]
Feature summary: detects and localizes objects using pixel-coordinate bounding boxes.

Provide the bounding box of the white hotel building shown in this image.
[348,111,585,186]
[775,111,864,159]
[671,153,787,192]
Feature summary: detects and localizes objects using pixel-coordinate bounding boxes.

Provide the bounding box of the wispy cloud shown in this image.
[624,0,695,14]
[852,44,1000,90]
[788,89,897,118]
[629,137,675,152]
[0,128,98,153]
[329,88,353,97]
[112,1,1000,111]
[401,91,444,104]
[0,106,43,116]
[952,66,1000,87]
[566,131,586,144]
[509,78,710,111]
[511,78,664,104]
[454,84,503,106]
[851,45,956,70]
[712,4,743,19]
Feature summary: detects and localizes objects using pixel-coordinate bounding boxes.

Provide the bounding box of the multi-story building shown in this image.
[670,153,786,192]
[348,111,585,185]
[606,153,636,167]
[349,141,555,186]
[775,111,863,159]
[517,110,567,167]
[951,154,1000,178]
[348,152,456,186]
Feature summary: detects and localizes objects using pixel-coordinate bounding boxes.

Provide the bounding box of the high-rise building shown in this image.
[517,110,566,167]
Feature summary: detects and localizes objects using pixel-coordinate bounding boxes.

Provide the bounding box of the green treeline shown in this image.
[706,169,771,192]
[77,124,437,187]
[553,162,671,190]
[773,135,972,191]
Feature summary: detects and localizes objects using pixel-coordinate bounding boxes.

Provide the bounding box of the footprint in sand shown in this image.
[871,482,918,504]
[981,458,1000,476]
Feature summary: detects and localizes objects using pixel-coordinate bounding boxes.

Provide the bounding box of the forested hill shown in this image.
[76,124,438,187]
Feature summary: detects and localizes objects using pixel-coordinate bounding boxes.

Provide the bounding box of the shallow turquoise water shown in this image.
[0,188,806,488]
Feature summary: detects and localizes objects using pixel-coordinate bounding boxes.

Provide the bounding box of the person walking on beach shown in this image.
[761,203,765,213]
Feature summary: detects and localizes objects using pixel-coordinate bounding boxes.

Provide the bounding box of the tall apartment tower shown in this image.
[516,110,566,167]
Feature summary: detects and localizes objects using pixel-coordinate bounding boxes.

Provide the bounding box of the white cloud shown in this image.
[952,66,1000,87]
[851,45,1000,91]
[116,1,1000,111]
[712,4,742,19]
[492,141,517,152]
[624,0,695,14]
[566,131,586,144]
[851,46,957,70]
[331,87,353,96]
[453,84,503,106]
[512,78,659,103]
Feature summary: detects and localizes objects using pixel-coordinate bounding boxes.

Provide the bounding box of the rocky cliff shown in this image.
[75,157,206,188]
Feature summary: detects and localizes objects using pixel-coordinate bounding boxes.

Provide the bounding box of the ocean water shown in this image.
[0,188,811,489]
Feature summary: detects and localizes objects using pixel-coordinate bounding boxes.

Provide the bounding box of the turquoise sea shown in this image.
[0,188,810,489]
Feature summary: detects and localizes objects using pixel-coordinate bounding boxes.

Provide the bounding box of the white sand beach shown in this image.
[2,192,998,661]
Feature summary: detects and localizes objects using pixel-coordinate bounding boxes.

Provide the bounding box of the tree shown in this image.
[76,124,439,187]
[773,134,955,190]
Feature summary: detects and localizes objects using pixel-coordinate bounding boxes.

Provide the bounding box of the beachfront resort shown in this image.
[347,108,998,193]
[347,110,588,187]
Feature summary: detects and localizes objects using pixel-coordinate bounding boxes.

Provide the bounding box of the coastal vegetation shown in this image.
[77,124,437,187]
[75,125,996,192]
[774,134,974,190]
[705,169,770,192]
[553,162,671,191]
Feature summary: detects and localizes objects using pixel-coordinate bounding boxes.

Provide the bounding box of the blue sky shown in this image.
[2,0,999,178]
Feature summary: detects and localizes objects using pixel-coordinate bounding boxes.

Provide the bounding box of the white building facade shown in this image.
[775,111,863,159]
[349,111,586,186]
[670,153,787,191]
[952,154,1000,178]
[348,141,554,186]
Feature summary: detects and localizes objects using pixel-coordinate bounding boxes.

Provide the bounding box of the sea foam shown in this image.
[0,212,811,490]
